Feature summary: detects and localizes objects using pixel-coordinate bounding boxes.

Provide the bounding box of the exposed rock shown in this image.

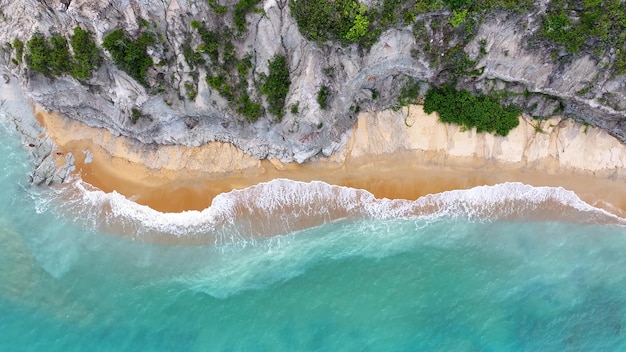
[0,0,625,182]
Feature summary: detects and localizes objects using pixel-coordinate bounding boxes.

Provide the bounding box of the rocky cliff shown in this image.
[0,0,625,165]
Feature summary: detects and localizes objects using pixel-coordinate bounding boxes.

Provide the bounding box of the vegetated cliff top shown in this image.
[0,0,625,163]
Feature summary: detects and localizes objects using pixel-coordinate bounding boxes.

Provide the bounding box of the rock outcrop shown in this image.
[0,0,625,169]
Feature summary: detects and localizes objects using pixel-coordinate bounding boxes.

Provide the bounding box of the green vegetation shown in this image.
[102,29,155,86]
[130,108,146,124]
[290,0,380,47]
[423,85,520,136]
[25,34,78,76]
[208,0,228,14]
[344,4,370,43]
[540,0,626,73]
[22,27,102,80]
[291,0,533,48]
[234,0,262,35]
[69,27,102,80]
[396,78,421,108]
[317,85,331,109]
[12,38,23,64]
[25,34,53,75]
[190,20,264,123]
[260,55,291,120]
[290,102,299,114]
[184,81,197,100]
[236,94,263,122]
[449,9,468,27]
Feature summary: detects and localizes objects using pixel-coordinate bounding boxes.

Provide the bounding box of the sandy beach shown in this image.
[37,106,626,217]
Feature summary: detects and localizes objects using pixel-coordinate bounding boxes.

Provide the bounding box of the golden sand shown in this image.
[36,107,626,217]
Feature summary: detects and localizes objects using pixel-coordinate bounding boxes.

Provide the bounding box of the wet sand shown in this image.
[36,107,626,218]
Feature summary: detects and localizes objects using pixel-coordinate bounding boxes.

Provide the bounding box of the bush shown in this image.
[234,0,261,34]
[423,85,520,136]
[12,38,23,64]
[290,0,378,47]
[25,35,50,75]
[102,29,154,86]
[236,94,263,122]
[25,34,72,76]
[317,85,331,109]
[70,27,102,80]
[260,54,290,119]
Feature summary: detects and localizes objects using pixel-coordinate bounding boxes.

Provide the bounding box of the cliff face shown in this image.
[0,0,625,164]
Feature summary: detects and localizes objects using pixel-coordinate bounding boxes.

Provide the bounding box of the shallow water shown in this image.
[1,117,626,351]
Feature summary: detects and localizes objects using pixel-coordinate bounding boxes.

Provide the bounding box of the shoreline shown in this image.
[36,106,626,218]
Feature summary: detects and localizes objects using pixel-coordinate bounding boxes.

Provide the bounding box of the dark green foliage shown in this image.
[260,55,290,119]
[443,44,477,77]
[130,108,145,124]
[139,18,150,28]
[396,78,421,107]
[25,34,73,76]
[236,94,263,122]
[423,85,520,136]
[290,0,533,48]
[540,0,626,74]
[184,81,197,100]
[208,0,228,14]
[206,74,234,101]
[234,0,261,34]
[236,55,252,76]
[25,35,50,75]
[289,0,379,47]
[190,20,202,29]
[290,102,299,114]
[102,29,154,86]
[12,38,23,64]
[69,27,102,80]
[317,85,331,109]
[48,35,73,75]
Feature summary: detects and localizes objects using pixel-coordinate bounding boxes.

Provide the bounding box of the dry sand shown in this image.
[36,106,626,217]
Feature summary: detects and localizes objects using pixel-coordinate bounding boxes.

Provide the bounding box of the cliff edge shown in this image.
[1,0,625,166]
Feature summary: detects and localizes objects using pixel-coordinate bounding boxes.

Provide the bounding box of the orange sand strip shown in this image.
[36,108,626,217]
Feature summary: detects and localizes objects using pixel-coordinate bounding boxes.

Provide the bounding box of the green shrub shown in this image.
[25,34,72,76]
[12,38,23,64]
[234,0,261,34]
[397,78,421,107]
[236,93,263,122]
[102,29,154,86]
[25,35,50,75]
[423,85,520,136]
[208,0,228,14]
[69,27,102,80]
[206,74,234,101]
[184,81,197,100]
[290,0,378,47]
[290,102,299,114]
[260,54,290,119]
[130,108,145,124]
[317,85,331,109]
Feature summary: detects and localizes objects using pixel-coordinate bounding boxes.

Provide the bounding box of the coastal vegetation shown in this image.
[541,0,626,74]
[11,38,23,64]
[69,27,102,80]
[317,85,331,109]
[423,85,520,136]
[23,27,101,80]
[102,29,155,86]
[260,55,291,120]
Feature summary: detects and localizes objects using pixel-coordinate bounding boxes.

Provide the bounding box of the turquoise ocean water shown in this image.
[2,118,626,351]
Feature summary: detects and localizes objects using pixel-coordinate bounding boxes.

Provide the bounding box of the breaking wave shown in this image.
[32,177,626,245]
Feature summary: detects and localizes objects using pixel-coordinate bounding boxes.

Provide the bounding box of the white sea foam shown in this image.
[33,177,626,245]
